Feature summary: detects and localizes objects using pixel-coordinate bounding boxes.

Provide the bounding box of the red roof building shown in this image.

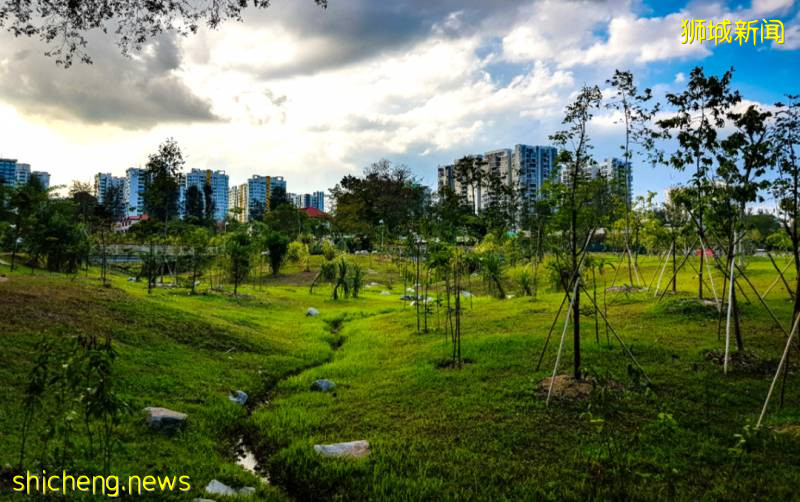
[300,207,327,218]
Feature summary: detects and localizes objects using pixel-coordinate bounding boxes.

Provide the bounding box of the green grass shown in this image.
[1,253,800,499]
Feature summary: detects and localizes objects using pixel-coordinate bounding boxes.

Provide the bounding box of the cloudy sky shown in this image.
[0,0,798,199]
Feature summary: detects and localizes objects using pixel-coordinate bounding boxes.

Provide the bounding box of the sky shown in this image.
[0,0,798,201]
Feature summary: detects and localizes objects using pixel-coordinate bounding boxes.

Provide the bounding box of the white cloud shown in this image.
[0,0,796,195]
[773,11,800,49]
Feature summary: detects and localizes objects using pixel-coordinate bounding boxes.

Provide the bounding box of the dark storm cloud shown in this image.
[0,32,219,129]
[231,0,528,78]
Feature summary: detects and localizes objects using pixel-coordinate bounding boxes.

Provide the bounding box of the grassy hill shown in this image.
[1,255,800,500]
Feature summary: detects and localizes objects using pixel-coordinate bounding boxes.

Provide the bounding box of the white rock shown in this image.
[228,390,248,405]
[205,480,235,496]
[306,307,319,317]
[460,290,472,298]
[205,480,255,497]
[313,440,370,459]
[144,407,187,430]
[380,291,391,296]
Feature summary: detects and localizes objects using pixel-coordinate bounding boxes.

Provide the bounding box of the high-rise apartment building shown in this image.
[185,169,229,221]
[31,171,50,190]
[228,184,249,223]
[438,145,557,215]
[310,191,325,211]
[600,158,633,208]
[15,163,31,186]
[0,158,15,186]
[94,173,125,204]
[512,145,557,204]
[123,167,147,217]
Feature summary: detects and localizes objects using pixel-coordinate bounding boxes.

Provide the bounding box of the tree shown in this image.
[265,231,290,276]
[202,182,215,223]
[0,0,328,67]
[772,95,800,323]
[143,138,184,229]
[225,230,252,295]
[69,181,99,227]
[185,185,204,222]
[547,84,606,380]
[186,228,210,294]
[657,66,741,300]
[101,185,125,223]
[28,199,90,274]
[330,160,429,245]
[270,186,290,210]
[711,104,772,355]
[606,70,658,286]
[6,177,48,270]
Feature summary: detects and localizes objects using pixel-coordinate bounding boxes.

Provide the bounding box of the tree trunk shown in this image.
[672,242,677,293]
[573,282,581,379]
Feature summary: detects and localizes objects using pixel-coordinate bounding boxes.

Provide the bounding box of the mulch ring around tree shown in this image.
[537,375,611,401]
[705,349,781,375]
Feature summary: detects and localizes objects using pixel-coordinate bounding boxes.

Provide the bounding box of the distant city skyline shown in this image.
[1,0,797,204]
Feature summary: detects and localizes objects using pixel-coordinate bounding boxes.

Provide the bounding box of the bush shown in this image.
[321,240,337,261]
[508,264,533,296]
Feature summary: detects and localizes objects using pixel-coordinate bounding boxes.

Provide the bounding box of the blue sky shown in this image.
[0,0,798,202]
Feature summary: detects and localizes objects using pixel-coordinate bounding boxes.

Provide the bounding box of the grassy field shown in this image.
[1,253,800,500]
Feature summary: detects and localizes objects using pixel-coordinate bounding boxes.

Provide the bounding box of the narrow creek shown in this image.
[231,312,349,489]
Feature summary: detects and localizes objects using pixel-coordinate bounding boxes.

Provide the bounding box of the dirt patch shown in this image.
[606,285,646,293]
[537,375,594,400]
[705,349,777,375]
[435,358,475,369]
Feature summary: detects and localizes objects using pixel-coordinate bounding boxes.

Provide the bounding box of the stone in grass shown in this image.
[306,307,320,317]
[228,390,248,405]
[313,440,370,459]
[311,379,336,392]
[380,291,391,296]
[205,480,255,497]
[144,407,187,430]
[460,290,472,298]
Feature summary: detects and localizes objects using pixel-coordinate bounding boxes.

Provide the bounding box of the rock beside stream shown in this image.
[143,407,187,430]
[311,379,336,392]
[228,390,248,405]
[313,440,370,459]
[205,479,255,497]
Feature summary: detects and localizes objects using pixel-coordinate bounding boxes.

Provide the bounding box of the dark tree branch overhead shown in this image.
[0,0,328,67]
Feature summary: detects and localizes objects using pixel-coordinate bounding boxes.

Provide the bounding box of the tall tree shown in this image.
[330,160,429,245]
[772,95,800,322]
[203,182,215,223]
[143,138,184,230]
[657,66,741,299]
[226,230,252,295]
[711,104,772,354]
[185,185,204,222]
[547,84,607,380]
[6,177,48,270]
[101,185,126,222]
[606,69,658,285]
